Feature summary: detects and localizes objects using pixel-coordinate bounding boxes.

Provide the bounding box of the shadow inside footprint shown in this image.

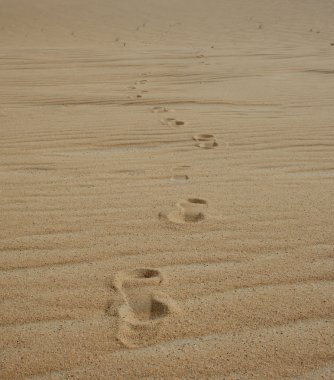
[150,297,170,319]
[130,268,161,280]
[193,134,214,141]
[124,293,171,322]
[111,268,163,291]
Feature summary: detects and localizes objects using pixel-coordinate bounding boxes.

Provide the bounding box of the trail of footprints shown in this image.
[156,104,218,224]
[108,80,219,348]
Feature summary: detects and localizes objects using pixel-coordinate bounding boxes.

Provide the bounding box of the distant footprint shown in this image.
[161,118,185,128]
[160,198,208,224]
[171,166,190,182]
[171,173,189,182]
[152,106,168,113]
[193,134,218,149]
[135,79,147,85]
[108,268,178,348]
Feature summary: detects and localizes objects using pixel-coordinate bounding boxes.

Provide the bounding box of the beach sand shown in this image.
[0,0,334,378]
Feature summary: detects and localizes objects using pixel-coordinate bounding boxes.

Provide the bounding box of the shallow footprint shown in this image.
[171,173,189,182]
[152,106,169,113]
[193,134,218,149]
[160,198,208,224]
[171,166,190,182]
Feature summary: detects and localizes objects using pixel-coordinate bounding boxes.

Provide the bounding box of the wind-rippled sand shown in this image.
[1,0,334,378]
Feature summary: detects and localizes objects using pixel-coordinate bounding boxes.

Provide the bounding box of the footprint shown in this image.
[193,134,218,149]
[108,268,178,348]
[171,174,189,182]
[135,79,147,85]
[161,118,185,128]
[152,106,168,113]
[160,198,208,224]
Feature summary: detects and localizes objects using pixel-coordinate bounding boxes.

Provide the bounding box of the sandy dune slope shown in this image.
[1,0,334,378]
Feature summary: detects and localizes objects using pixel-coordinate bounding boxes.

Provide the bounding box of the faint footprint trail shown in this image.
[109,268,178,348]
[193,133,218,149]
[160,198,208,224]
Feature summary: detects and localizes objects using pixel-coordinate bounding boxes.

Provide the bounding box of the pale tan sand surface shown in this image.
[1,0,334,379]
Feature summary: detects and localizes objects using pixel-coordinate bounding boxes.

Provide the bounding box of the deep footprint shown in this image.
[110,268,178,348]
[117,293,177,348]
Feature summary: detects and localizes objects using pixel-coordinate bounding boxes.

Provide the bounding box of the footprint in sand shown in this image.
[171,166,190,182]
[193,134,218,149]
[171,173,189,182]
[160,198,208,224]
[108,268,178,348]
[152,106,169,113]
[161,118,185,128]
[135,79,147,85]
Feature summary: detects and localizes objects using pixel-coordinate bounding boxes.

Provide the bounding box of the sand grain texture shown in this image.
[1,0,334,379]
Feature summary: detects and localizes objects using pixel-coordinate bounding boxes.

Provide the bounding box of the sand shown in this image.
[1,0,334,378]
